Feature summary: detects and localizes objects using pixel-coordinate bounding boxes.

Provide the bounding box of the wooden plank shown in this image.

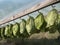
[0,0,60,25]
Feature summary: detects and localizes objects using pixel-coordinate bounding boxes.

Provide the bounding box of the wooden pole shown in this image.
[0,0,60,25]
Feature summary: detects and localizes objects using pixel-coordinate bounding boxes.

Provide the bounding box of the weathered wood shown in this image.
[0,0,60,25]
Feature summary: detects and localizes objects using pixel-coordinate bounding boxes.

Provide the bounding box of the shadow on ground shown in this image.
[0,37,60,45]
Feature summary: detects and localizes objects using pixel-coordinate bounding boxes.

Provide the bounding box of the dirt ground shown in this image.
[0,31,60,45]
[0,38,60,45]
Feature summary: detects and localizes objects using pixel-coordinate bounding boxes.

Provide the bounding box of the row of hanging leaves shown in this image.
[0,8,60,39]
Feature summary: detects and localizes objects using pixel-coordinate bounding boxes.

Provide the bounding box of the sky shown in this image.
[0,0,60,27]
[0,0,60,22]
[0,0,44,20]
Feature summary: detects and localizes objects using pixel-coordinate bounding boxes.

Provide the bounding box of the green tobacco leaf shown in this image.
[34,12,45,30]
[12,23,19,37]
[26,16,36,35]
[20,19,26,34]
[5,24,13,38]
[57,14,60,33]
[20,19,29,38]
[45,9,58,27]
[1,27,5,39]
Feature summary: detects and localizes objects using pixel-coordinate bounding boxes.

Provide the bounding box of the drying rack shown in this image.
[0,0,60,27]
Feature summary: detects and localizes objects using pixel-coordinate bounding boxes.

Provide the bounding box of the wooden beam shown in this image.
[0,0,60,25]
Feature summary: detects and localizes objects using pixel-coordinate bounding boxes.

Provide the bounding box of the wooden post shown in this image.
[0,0,60,25]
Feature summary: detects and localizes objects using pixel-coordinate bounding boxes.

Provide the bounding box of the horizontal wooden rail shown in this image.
[0,0,60,25]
